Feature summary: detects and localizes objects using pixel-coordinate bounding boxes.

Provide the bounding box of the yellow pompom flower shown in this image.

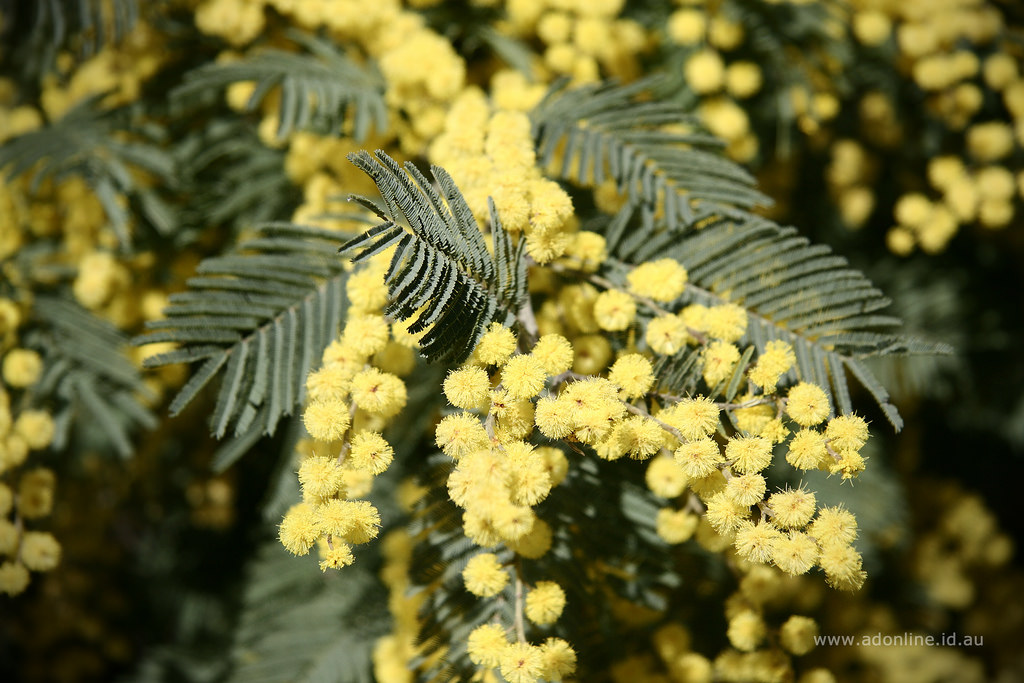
[748,340,795,393]
[572,334,613,374]
[825,414,869,452]
[534,396,574,439]
[660,396,720,440]
[727,610,765,652]
[593,289,636,331]
[769,488,816,528]
[462,552,509,597]
[500,642,545,683]
[347,431,394,474]
[279,502,321,556]
[786,382,830,427]
[656,508,699,544]
[617,416,665,460]
[305,364,355,403]
[502,354,547,399]
[507,453,553,507]
[509,518,552,559]
[646,314,689,355]
[702,304,747,342]
[725,435,772,474]
[303,397,351,442]
[436,413,490,460]
[705,491,750,533]
[726,61,763,99]
[627,259,688,302]
[685,49,726,94]
[525,580,566,625]
[667,9,705,45]
[540,637,577,680]
[14,410,55,451]
[780,615,819,655]
[786,429,828,469]
[702,340,740,387]
[734,521,780,563]
[351,369,407,418]
[298,455,344,500]
[809,506,858,547]
[19,531,61,572]
[645,456,689,498]
[492,501,536,541]
[467,623,509,667]
[674,438,723,478]
[773,531,819,575]
[341,314,390,356]
[608,353,654,398]
[475,323,517,366]
[319,543,355,571]
[532,334,574,375]
[725,473,766,506]
[337,500,381,544]
[0,562,30,596]
[443,366,491,409]
[16,468,54,519]
[819,543,866,591]
[345,267,389,312]
[2,349,42,388]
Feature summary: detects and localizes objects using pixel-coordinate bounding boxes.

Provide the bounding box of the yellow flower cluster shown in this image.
[430,90,576,264]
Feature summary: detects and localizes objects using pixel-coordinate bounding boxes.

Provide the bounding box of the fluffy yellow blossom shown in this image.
[786,429,828,469]
[616,416,664,460]
[667,9,705,45]
[705,491,750,533]
[674,438,723,478]
[298,455,344,500]
[825,414,868,452]
[342,314,390,356]
[2,349,42,387]
[967,121,1015,162]
[562,231,607,272]
[500,642,545,683]
[507,452,553,506]
[685,49,726,94]
[347,431,394,474]
[769,488,816,528]
[608,353,654,398]
[502,354,547,399]
[627,259,687,301]
[16,468,54,519]
[435,413,490,459]
[646,314,689,355]
[593,289,636,331]
[525,580,566,625]
[540,637,577,680]
[646,456,689,498]
[786,382,830,427]
[727,610,765,652]
[443,366,491,409]
[305,364,355,403]
[809,506,858,547]
[492,501,536,541]
[467,623,509,667]
[476,323,517,366]
[660,396,719,440]
[572,334,613,374]
[703,304,747,342]
[14,410,55,451]
[748,340,795,392]
[531,334,573,375]
[303,397,351,442]
[772,531,818,575]
[853,10,891,46]
[726,61,763,99]
[702,340,740,386]
[351,369,407,418]
[534,396,574,439]
[726,473,766,506]
[319,543,355,571]
[0,562,30,596]
[279,502,320,556]
[509,518,552,559]
[462,552,509,597]
[819,543,865,591]
[734,521,781,563]
[726,436,772,474]
[19,531,61,572]
[780,615,818,655]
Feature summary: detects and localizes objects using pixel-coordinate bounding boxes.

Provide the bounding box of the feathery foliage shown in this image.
[24,296,156,457]
[176,32,388,142]
[135,223,350,466]
[530,78,771,243]
[627,218,951,429]
[340,150,528,364]
[0,94,177,246]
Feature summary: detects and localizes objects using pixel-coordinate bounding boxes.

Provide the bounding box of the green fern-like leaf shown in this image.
[176,31,388,141]
[227,542,387,683]
[24,296,156,457]
[623,218,953,429]
[0,95,177,246]
[530,78,771,248]
[135,223,350,466]
[340,150,527,364]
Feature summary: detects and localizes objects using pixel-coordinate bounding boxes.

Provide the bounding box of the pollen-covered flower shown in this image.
[534,396,574,439]
[525,580,566,625]
[617,416,665,460]
[509,518,552,559]
[338,500,381,544]
[14,410,55,451]
[0,562,30,596]
[572,334,613,374]
[16,469,54,519]
[705,491,751,533]
[734,521,780,563]
[20,531,61,572]
[298,456,345,500]
[702,304,747,342]
[660,396,720,440]
[351,368,407,418]
[627,259,688,301]
[769,488,816,528]
[726,435,772,474]
[674,438,723,478]
[786,429,828,469]
[279,502,320,556]
[303,397,351,442]
[443,366,491,409]
[646,314,689,355]
[825,414,869,452]
[726,473,766,506]
[502,354,547,399]
[306,363,355,403]
[656,508,700,544]
[819,543,866,591]
[435,412,490,460]
[780,616,819,655]
[608,353,654,399]
[532,334,573,375]
[593,289,636,331]
[540,637,577,680]
[702,340,740,387]
[786,382,830,426]
[727,610,765,652]
[467,623,509,667]
[500,642,545,683]
[646,456,689,498]
[347,431,394,474]
[748,340,795,393]
[2,348,42,388]
[773,531,819,575]
[463,552,509,597]
[319,543,355,571]
[493,502,536,541]
[341,314,390,356]
[475,323,517,366]
[809,506,858,547]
